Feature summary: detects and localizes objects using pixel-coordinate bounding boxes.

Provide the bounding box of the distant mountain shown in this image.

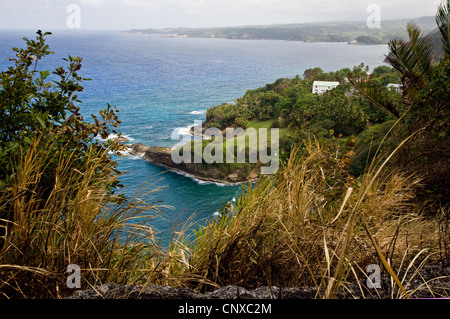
[126,16,437,44]
[384,28,444,63]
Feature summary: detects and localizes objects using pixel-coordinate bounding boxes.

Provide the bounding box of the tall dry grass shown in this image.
[1,135,447,299]
[186,137,449,298]
[0,136,182,298]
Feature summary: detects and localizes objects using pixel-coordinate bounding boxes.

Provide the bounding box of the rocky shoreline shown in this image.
[126,143,258,185]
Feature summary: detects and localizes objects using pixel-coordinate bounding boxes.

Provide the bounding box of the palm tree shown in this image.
[349,0,450,209]
[436,0,450,56]
[351,1,448,117]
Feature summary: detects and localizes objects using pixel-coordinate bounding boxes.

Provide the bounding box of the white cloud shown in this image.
[78,0,107,7]
[0,0,443,30]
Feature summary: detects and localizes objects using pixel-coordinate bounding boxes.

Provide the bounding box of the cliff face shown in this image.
[127,143,258,184]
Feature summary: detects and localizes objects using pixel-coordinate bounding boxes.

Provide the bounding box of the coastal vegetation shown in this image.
[200,63,401,172]
[0,2,449,299]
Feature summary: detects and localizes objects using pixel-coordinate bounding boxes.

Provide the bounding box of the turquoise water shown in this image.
[0,30,389,244]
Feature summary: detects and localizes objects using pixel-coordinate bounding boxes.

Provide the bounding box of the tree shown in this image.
[349,1,450,208]
[303,67,323,81]
[0,30,124,194]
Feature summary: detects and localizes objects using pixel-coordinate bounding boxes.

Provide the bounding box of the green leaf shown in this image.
[35,114,46,129]
[39,70,50,79]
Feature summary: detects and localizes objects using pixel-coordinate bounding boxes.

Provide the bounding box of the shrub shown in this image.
[0,30,123,193]
[234,117,249,129]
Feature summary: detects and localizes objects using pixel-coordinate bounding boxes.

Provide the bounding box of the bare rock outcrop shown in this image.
[67,284,318,299]
[126,143,258,185]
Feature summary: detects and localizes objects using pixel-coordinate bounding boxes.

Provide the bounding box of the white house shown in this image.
[312,81,340,95]
[387,83,401,92]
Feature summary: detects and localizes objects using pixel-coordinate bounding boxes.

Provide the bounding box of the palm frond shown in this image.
[386,23,434,87]
[406,23,434,77]
[436,0,450,56]
[348,77,402,119]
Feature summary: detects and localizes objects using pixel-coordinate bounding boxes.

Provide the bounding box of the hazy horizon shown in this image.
[0,0,442,31]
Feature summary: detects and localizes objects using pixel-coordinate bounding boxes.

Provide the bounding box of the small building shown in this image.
[312,81,340,95]
[387,83,401,92]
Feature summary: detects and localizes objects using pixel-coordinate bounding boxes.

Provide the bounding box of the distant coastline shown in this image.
[124,16,436,44]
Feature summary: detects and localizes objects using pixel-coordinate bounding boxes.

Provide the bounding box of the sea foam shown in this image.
[189,110,206,115]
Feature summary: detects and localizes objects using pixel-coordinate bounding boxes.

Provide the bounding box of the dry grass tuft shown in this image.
[185,138,449,298]
[0,136,180,298]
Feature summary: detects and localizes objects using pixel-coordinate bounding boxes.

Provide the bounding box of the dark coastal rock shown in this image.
[189,125,205,138]
[127,142,152,155]
[66,260,450,299]
[67,285,318,299]
[67,284,203,299]
[126,143,258,185]
[67,268,450,299]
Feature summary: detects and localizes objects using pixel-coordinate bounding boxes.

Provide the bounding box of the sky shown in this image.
[0,0,443,30]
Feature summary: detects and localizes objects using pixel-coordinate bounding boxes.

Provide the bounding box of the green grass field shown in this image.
[248,120,291,139]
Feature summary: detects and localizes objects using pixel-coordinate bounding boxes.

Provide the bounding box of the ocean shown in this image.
[0,30,389,244]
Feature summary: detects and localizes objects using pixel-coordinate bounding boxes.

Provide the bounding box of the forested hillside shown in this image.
[128,16,437,44]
